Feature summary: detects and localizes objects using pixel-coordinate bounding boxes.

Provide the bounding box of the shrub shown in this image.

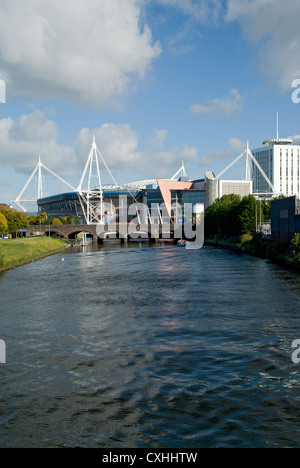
[292,233,300,254]
[241,233,253,244]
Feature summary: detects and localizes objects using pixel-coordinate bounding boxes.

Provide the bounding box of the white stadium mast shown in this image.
[13,135,193,224]
[216,141,275,194]
[14,157,76,212]
[171,161,188,180]
[77,135,120,225]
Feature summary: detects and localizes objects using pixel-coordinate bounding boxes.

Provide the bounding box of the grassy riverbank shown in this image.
[205,234,300,271]
[0,237,70,272]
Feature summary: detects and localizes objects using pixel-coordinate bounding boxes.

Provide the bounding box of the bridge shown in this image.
[28,224,98,241]
[26,223,181,244]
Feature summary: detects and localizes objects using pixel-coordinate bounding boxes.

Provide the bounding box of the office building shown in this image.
[252,134,300,198]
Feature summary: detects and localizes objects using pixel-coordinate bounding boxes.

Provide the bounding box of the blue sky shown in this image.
[0,0,300,209]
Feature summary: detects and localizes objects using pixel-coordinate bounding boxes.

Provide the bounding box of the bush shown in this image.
[241,233,253,244]
[292,233,300,254]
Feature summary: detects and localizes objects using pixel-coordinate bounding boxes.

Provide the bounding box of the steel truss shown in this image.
[77,135,123,225]
[216,141,276,194]
[14,157,76,212]
[13,135,190,225]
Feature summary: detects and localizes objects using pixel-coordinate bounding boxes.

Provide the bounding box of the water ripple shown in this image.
[1,245,300,447]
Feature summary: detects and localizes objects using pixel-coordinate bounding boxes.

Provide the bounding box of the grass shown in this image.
[0,236,69,272]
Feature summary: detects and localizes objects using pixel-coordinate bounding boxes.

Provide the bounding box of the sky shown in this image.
[1,0,300,209]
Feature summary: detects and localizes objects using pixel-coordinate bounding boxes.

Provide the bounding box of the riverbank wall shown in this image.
[205,234,300,272]
[0,237,70,272]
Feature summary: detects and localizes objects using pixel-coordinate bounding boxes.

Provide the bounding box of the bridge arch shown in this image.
[67,230,95,241]
[47,229,69,239]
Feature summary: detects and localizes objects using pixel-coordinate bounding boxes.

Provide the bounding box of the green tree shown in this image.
[261,199,271,221]
[28,215,38,225]
[19,212,29,229]
[52,218,63,225]
[239,195,263,235]
[205,194,242,237]
[0,213,8,236]
[0,207,28,237]
[66,215,80,225]
[205,194,266,238]
[36,212,48,225]
[292,233,300,254]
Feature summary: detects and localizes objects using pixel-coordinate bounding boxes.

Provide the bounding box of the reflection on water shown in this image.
[1,243,300,447]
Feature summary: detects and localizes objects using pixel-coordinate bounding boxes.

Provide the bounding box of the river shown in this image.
[1,242,300,448]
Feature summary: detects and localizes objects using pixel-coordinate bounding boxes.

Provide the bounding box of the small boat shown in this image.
[177,239,186,247]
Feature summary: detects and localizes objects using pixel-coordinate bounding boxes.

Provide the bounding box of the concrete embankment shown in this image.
[0,237,70,272]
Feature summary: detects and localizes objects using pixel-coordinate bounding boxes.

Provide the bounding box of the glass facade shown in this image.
[171,190,205,224]
[38,191,141,223]
[252,148,273,194]
[37,186,205,225]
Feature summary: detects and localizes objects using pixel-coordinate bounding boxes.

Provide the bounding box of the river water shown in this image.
[1,243,300,448]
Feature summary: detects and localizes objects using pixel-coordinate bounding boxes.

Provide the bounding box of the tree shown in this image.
[18,212,29,229]
[239,195,263,235]
[0,213,8,236]
[66,215,80,225]
[292,233,300,254]
[52,218,63,225]
[28,215,38,225]
[205,194,265,238]
[205,194,242,237]
[0,206,28,237]
[36,212,48,225]
[261,199,271,221]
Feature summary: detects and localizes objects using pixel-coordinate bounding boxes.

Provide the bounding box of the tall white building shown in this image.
[252,138,300,198]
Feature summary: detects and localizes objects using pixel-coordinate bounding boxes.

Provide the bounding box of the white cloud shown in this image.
[150,145,198,178]
[226,0,300,91]
[198,137,245,168]
[156,0,222,22]
[0,109,247,193]
[0,177,11,188]
[0,111,199,186]
[155,0,223,55]
[75,125,198,180]
[144,129,169,154]
[0,0,161,107]
[292,135,300,145]
[0,110,76,176]
[75,124,142,174]
[190,89,245,118]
